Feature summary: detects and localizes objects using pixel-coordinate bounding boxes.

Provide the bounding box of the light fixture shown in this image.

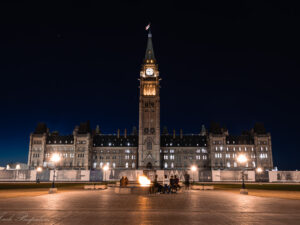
[237,154,247,164]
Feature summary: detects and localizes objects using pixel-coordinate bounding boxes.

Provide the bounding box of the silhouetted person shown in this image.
[184,173,190,189]
[124,176,129,186]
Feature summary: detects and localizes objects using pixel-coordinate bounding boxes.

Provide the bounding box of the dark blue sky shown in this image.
[0,1,299,170]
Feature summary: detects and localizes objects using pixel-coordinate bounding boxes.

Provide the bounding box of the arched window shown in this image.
[147,141,152,150]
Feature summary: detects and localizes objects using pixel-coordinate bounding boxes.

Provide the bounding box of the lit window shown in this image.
[113,163,116,168]
[171,162,174,168]
[170,149,175,153]
[203,155,207,160]
[234,162,237,167]
[100,162,103,168]
[125,162,128,168]
[226,162,230,168]
[132,163,135,168]
[252,161,256,167]
[125,149,130,153]
[164,162,168,168]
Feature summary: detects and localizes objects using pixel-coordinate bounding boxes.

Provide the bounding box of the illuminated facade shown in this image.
[27,29,274,173]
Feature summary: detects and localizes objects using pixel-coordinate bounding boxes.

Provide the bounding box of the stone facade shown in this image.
[27,29,273,173]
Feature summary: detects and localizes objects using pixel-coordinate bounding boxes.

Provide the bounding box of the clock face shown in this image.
[146,68,154,76]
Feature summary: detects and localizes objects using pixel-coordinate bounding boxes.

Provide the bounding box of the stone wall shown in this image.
[212,170,255,182]
[1,169,300,183]
[269,171,300,183]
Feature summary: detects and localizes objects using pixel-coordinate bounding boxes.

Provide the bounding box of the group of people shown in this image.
[120,176,129,187]
[152,174,181,194]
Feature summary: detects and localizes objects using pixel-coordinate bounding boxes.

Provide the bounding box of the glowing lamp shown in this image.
[237,154,247,164]
[103,165,109,171]
[51,153,61,163]
[191,165,197,171]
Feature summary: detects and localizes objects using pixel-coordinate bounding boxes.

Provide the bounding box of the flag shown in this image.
[145,23,150,31]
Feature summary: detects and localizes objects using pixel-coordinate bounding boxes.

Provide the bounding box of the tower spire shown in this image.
[144,26,156,63]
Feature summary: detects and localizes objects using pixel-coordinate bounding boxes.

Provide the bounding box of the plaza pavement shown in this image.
[0,188,300,225]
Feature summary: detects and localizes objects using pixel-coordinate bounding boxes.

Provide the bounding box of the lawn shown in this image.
[194,183,300,191]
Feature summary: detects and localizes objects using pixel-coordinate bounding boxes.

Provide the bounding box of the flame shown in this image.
[138,175,151,187]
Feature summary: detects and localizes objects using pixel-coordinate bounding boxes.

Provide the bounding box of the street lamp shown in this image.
[50,153,61,188]
[191,165,197,183]
[36,167,43,183]
[237,154,248,190]
[103,165,109,182]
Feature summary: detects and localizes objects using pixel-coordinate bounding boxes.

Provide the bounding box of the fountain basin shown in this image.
[113,185,151,194]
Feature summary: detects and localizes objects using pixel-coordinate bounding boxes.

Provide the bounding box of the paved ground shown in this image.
[0,189,300,225]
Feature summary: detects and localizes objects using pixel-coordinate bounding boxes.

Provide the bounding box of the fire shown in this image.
[138,175,151,187]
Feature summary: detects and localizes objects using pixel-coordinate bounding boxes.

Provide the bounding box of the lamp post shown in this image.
[237,154,248,192]
[103,165,109,182]
[36,167,43,183]
[50,153,61,189]
[191,165,197,184]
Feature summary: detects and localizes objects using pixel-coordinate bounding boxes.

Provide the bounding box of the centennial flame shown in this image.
[138,175,151,187]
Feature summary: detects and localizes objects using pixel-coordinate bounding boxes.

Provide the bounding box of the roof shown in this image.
[47,135,74,144]
[144,29,156,63]
[34,123,48,134]
[93,135,138,147]
[226,135,254,145]
[161,135,207,147]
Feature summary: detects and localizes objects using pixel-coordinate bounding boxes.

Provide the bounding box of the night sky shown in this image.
[0,1,299,170]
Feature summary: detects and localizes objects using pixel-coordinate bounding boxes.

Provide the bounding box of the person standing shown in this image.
[184,173,190,190]
[163,175,170,193]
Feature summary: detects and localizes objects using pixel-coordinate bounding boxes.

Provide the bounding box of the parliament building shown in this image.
[27,29,274,173]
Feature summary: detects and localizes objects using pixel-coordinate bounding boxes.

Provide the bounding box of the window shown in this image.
[132,163,135,168]
[170,149,174,153]
[234,162,237,167]
[100,162,103,168]
[202,149,207,153]
[225,154,230,158]
[93,163,97,168]
[220,146,223,151]
[196,155,201,160]
[252,161,256,167]
[170,155,175,160]
[203,155,207,160]
[113,163,116,168]
[125,155,129,160]
[147,142,152,150]
[125,149,130,153]
[164,162,168,168]
[226,162,230,168]
[215,153,222,158]
[164,155,168,160]
[125,162,128,168]
[171,162,174,168]
[131,155,136,159]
